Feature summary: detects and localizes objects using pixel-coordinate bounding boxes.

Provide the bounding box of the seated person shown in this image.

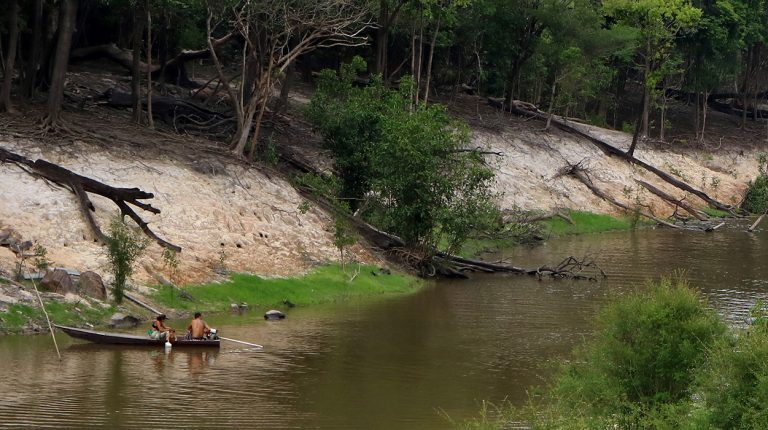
[187,312,211,340]
[150,314,176,342]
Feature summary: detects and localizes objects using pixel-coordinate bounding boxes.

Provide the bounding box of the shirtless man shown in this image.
[151,314,176,342]
[187,312,211,340]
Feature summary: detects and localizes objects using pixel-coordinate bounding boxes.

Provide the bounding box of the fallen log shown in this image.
[436,252,606,281]
[749,213,767,232]
[489,98,733,212]
[70,33,237,88]
[101,89,232,130]
[635,179,708,221]
[566,166,681,229]
[0,147,180,251]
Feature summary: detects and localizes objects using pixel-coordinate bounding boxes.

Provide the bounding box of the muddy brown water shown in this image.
[1,223,767,429]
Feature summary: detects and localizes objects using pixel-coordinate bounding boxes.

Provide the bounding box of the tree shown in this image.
[0,0,19,113]
[44,0,80,129]
[205,0,373,159]
[308,59,498,254]
[105,217,149,304]
[603,0,702,154]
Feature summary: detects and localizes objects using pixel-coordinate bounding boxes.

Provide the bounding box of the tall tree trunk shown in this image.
[0,0,19,112]
[641,43,651,138]
[627,90,646,158]
[545,81,556,130]
[422,16,440,106]
[375,0,389,76]
[23,0,43,99]
[131,4,145,123]
[276,62,294,114]
[45,0,78,128]
[146,0,154,129]
[413,17,423,106]
[700,90,709,141]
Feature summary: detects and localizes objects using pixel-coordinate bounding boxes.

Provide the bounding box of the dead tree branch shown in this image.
[0,147,180,251]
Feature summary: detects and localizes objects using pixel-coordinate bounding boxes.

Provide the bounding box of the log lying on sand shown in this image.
[489,98,733,213]
[635,179,708,221]
[563,164,681,229]
[0,147,180,251]
[70,33,237,88]
[101,89,232,130]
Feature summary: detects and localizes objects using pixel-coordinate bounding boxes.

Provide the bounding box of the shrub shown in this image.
[742,153,768,214]
[475,275,727,430]
[105,217,149,303]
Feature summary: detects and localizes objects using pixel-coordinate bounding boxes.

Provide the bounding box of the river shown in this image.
[1,223,766,429]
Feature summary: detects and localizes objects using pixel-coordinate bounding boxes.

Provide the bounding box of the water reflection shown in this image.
[2,223,768,428]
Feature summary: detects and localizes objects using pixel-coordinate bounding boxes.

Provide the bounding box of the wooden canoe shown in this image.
[55,325,221,347]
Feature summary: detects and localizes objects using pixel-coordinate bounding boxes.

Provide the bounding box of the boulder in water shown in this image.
[109,312,141,329]
[264,309,285,320]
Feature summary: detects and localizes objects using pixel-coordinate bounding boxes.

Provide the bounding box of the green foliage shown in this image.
[151,264,420,311]
[460,275,727,430]
[307,58,498,253]
[742,153,768,214]
[542,210,639,236]
[0,302,116,334]
[701,206,731,218]
[105,217,149,304]
[333,218,357,271]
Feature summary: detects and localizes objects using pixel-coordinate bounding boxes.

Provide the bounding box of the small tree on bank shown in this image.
[308,58,498,257]
[105,217,149,304]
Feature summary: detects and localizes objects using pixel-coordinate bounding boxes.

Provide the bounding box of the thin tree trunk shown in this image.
[627,90,646,158]
[375,0,389,76]
[45,0,78,128]
[249,64,273,160]
[700,90,709,141]
[422,16,440,106]
[276,62,294,114]
[23,0,43,99]
[146,1,154,129]
[0,0,19,112]
[414,17,424,106]
[641,44,651,138]
[545,81,556,130]
[131,4,144,123]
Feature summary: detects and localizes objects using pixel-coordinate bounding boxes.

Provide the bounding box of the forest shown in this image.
[1,0,767,265]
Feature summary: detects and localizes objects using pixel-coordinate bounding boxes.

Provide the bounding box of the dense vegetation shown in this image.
[458,276,768,430]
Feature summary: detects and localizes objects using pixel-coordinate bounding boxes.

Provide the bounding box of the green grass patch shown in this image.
[0,302,115,334]
[151,264,421,312]
[542,210,640,236]
[701,206,731,218]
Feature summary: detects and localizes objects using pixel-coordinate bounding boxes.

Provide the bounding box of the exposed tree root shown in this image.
[0,147,180,251]
[488,97,734,213]
[560,162,682,229]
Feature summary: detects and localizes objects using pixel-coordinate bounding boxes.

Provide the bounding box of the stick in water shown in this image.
[219,336,263,349]
[30,277,61,360]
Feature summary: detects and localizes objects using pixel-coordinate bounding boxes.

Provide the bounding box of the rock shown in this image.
[109,312,141,329]
[41,269,76,294]
[264,309,286,320]
[64,293,87,305]
[78,271,107,301]
[230,303,249,314]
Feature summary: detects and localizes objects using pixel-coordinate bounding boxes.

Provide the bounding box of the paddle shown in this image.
[219,336,264,349]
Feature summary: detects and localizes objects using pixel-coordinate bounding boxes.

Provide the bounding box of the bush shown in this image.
[742,153,768,214]
[469,275,727,430]
[307,57,498,253]
[694,311,768,429]
[105,217,149,303]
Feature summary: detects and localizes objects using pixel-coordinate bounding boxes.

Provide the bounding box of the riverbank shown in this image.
[150,263,421,313]
[0,263,421,334]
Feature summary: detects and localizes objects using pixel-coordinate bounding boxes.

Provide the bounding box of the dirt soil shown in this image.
[0,71,764,287]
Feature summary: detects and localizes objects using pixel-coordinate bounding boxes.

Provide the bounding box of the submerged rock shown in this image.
[109,312,140,329]
[264,309,285,320]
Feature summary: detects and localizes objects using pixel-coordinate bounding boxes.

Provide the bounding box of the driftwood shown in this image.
[436,252,606,281]
[101,89,232,131]
[563,164,681,229]
[489,98,733,212]
[749,213,767,232]
[0,147,180,251]
[70,33,237,88]
[635,179,708,221]
[705,222,725,232]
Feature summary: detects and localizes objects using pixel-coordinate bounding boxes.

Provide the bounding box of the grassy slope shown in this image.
[151,264,421,312]
[0,302,116,334]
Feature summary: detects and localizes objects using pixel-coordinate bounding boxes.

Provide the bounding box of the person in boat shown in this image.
[187,312,211,340]
[150,314,176,342]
